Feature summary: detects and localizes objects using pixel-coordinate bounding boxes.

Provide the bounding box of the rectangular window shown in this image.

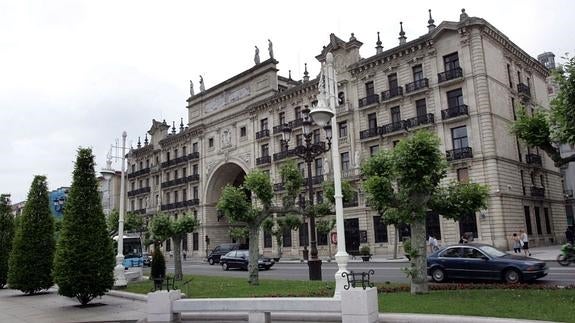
[139,179,143,189]
[535,207,543,235]
[511,98,517,120]
[507,64,513,88]
[260,118,268,130]
[295,106,302,120]
[299,223,309,247]
[296,134,303,146]
[388,73,398,89]
[458,214,478,241]
[365,81,375,96]
[182,233,188,251]
[192,233,199,251]
[174,149,179,159]
[457,167,469,182]
[373,216,388,243]
[139,161,143,170]
[338,121,348,138]
[165,239,171,252]
[368,113,377,129]
[193,164,198,175]
[146,178,150,187]
[317,231,328,246]
[261,144,269,157]
[166,151,171,161]
[544,208,552,234]
[155,175,159,185]
[131,164,135,173]
[174,191,179,203]
[517,70,522,83]
[451,126,468,149]
[520,170,526,195]
[426,211,442,240]
[174,170,178,179]
[315,158,323,176]
[313,129,321,144]
[443,52,460,71]
[192,142,198,153]
[282,228,292,247]
[279,111,286,125]
[416,99,427,116]
[146,159,150,168]
[264,229,272,248]
[182,146,187,156]
[540,175,545,187]
[240,126,247,137]
[315,191,324,204]
[192,186,198,199]
[390,106,401,123]
[447,88,464,108]
[524,206,532,235]
[413,64,423,81]
[182,189,187,200]
[208,138,214,148]
[297,162,305,177]
[369,145,379,156]
[341,152,350,172]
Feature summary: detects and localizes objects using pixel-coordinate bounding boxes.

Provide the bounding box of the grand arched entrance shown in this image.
[202,162,247,254]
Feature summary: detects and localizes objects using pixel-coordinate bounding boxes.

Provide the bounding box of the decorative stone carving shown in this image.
[221,128,232,148]
[239,153,250,165]
[207,160,218,175]
[254,46,260,64]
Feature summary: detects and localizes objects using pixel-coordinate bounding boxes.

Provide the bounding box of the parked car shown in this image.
[207,243,244,265]
[427,243,548,284]
[220,250,275,271]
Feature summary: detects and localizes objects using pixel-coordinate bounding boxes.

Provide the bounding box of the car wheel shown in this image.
[557,254,571,266]
[265,266,271,270]
[504,269,521,283]
[208,258,215,265]
[431,267,446,283]
[222,263,229,271]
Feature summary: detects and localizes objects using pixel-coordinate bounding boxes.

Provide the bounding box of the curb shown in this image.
[379,313,558,323]
[108,289,147,302]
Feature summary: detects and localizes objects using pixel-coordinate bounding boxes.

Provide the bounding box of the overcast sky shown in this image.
[1,0,573,203]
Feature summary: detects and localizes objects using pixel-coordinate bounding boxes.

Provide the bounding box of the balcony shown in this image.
[525,154,542,167]
[565,189,574,198]
[288,118,304,128]
[446,147,473,161]
[256,129,270,140]
[273,123,288,135]
[160,198,200,211]
[438,67,463,83]
[380,87,403,101]
[132,208,146,215]
[273,183,285,192]
[127,186,151,197]
[530,186,545,198]
[441,104,468,120]
[304,175,324,185]
[518,83,531,98]
[161,152,200,168]
[343,197,359,208]
[358,94,380,108]
[359,128,380,140]
[380,121,407,136]
[405,78,429,94]
[127,167,150,179]
[256,155,272,166]
[339,136,349,145]
[342,168,360,179]
[406,113,435,128]
[273,149,296,161]
[336,102,352,115]
[161,174,200,189]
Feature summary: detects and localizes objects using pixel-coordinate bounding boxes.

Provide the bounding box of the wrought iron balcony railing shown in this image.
[160,152,200,168]
[406,113,435,128]
[358,94,380,108]
[256,129,270,140]
[127,186,151,197]
[273,123,288,134]
[438,67,463,83]
[530,186,545,198]
[446,147,473,161]
[380,121,407,135]
[441,104,469,120]
[359,128,380,140]
[380,87,403,101]
[161,174,200,189]
[273,149,296,161]
[160,198,200,211]
[518,83,531,97]
[405,78,429,93]
[127,167,150,179]
[256,155,272,166]
[525,153,542,167]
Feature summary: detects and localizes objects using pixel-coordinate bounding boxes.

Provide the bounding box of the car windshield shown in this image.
[478,245,506,258]
[237,250,249,257]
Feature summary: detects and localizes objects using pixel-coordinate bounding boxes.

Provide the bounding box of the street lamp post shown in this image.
[282,107,332,281]
[310,52,350,298]
[101,131,128,288]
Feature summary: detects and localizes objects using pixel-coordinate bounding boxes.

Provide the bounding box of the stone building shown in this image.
[126,9,567,258]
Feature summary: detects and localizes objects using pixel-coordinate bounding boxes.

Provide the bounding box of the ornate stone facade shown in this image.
[126,12,567,258]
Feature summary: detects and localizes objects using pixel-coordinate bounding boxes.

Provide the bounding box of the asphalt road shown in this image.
[151,260,575,285]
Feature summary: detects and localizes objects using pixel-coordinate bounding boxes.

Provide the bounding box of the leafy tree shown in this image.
[53,148,115,305]
[229,227,249,242]
[107,209,145,235]
[151,213,199,280]
[262,214,301,260]
[0,194,14,288]
[362,131,488,294]
[316,218,336,259]
[217,162,302,285]
[511,56,575,167]
[8,176,55,294]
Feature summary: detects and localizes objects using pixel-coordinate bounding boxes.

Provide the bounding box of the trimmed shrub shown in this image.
[151,247,166,279]
[53,148,115,305]
[0,194,15,288]
[8,176,55,294]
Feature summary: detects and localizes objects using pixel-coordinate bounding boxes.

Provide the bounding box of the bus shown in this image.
[113,233,143,269]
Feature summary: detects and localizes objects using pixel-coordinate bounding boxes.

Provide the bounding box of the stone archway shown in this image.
[203,162,247,250]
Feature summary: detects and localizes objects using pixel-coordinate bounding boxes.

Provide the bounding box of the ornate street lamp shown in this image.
[101,131,128,287]
[282,106,332,281]
[310,52,349,298]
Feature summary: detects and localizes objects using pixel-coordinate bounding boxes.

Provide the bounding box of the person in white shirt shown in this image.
[519,229,531,256]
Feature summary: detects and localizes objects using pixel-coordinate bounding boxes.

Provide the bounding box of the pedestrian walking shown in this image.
[428,235,440,253]
[520,229,531,256]
[459,233,468,244]
[510,233,522,253]
[183,250,187,261]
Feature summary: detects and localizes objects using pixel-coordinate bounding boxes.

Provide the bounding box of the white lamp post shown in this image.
[309,52,349,298]
[101,131,128,287]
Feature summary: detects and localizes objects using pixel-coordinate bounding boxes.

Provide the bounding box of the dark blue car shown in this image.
[427,243,548,283]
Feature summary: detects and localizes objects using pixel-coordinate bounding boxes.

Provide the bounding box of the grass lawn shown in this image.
[125,275,575,322]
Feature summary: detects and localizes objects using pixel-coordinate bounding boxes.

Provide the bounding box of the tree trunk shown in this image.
[275,234,282,260]
[393,226,399,259]
[410,219,428,294]
[248,225,260,285]
[173,236,183,280]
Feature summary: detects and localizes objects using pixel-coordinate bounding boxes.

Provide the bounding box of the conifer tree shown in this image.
[54,148,115,305]
[0,194,14,288]
[8,176,55,294]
